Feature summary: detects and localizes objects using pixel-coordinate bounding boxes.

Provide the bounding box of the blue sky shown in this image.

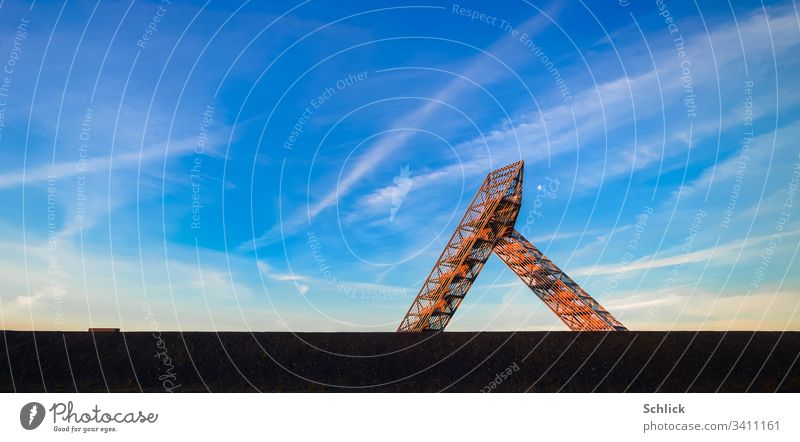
[0,0,798,331]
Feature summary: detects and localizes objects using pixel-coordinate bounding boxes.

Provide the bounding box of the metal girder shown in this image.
[493,229,627,331]
[397,161,627,332]
[397,162,524,332]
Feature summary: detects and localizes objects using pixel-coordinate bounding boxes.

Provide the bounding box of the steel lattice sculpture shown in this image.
[398,161,627,332]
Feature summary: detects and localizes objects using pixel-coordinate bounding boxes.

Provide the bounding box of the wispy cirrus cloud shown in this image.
[242,5,564,250]
[571,230,800,277]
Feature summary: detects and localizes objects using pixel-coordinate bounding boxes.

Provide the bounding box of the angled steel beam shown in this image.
[397,161,524,332]
[493,229,627,331]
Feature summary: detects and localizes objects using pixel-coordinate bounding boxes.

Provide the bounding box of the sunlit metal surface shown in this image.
[398,161,627,332]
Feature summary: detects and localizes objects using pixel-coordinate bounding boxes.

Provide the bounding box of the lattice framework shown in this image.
[398,161,627,332]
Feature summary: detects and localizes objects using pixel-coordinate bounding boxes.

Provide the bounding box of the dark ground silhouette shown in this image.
[1,331,797,392]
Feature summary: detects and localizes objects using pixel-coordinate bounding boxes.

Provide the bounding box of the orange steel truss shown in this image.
[397,161,627,332]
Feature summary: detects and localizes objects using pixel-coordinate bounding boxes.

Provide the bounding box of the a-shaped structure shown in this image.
[398,161,627,332]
